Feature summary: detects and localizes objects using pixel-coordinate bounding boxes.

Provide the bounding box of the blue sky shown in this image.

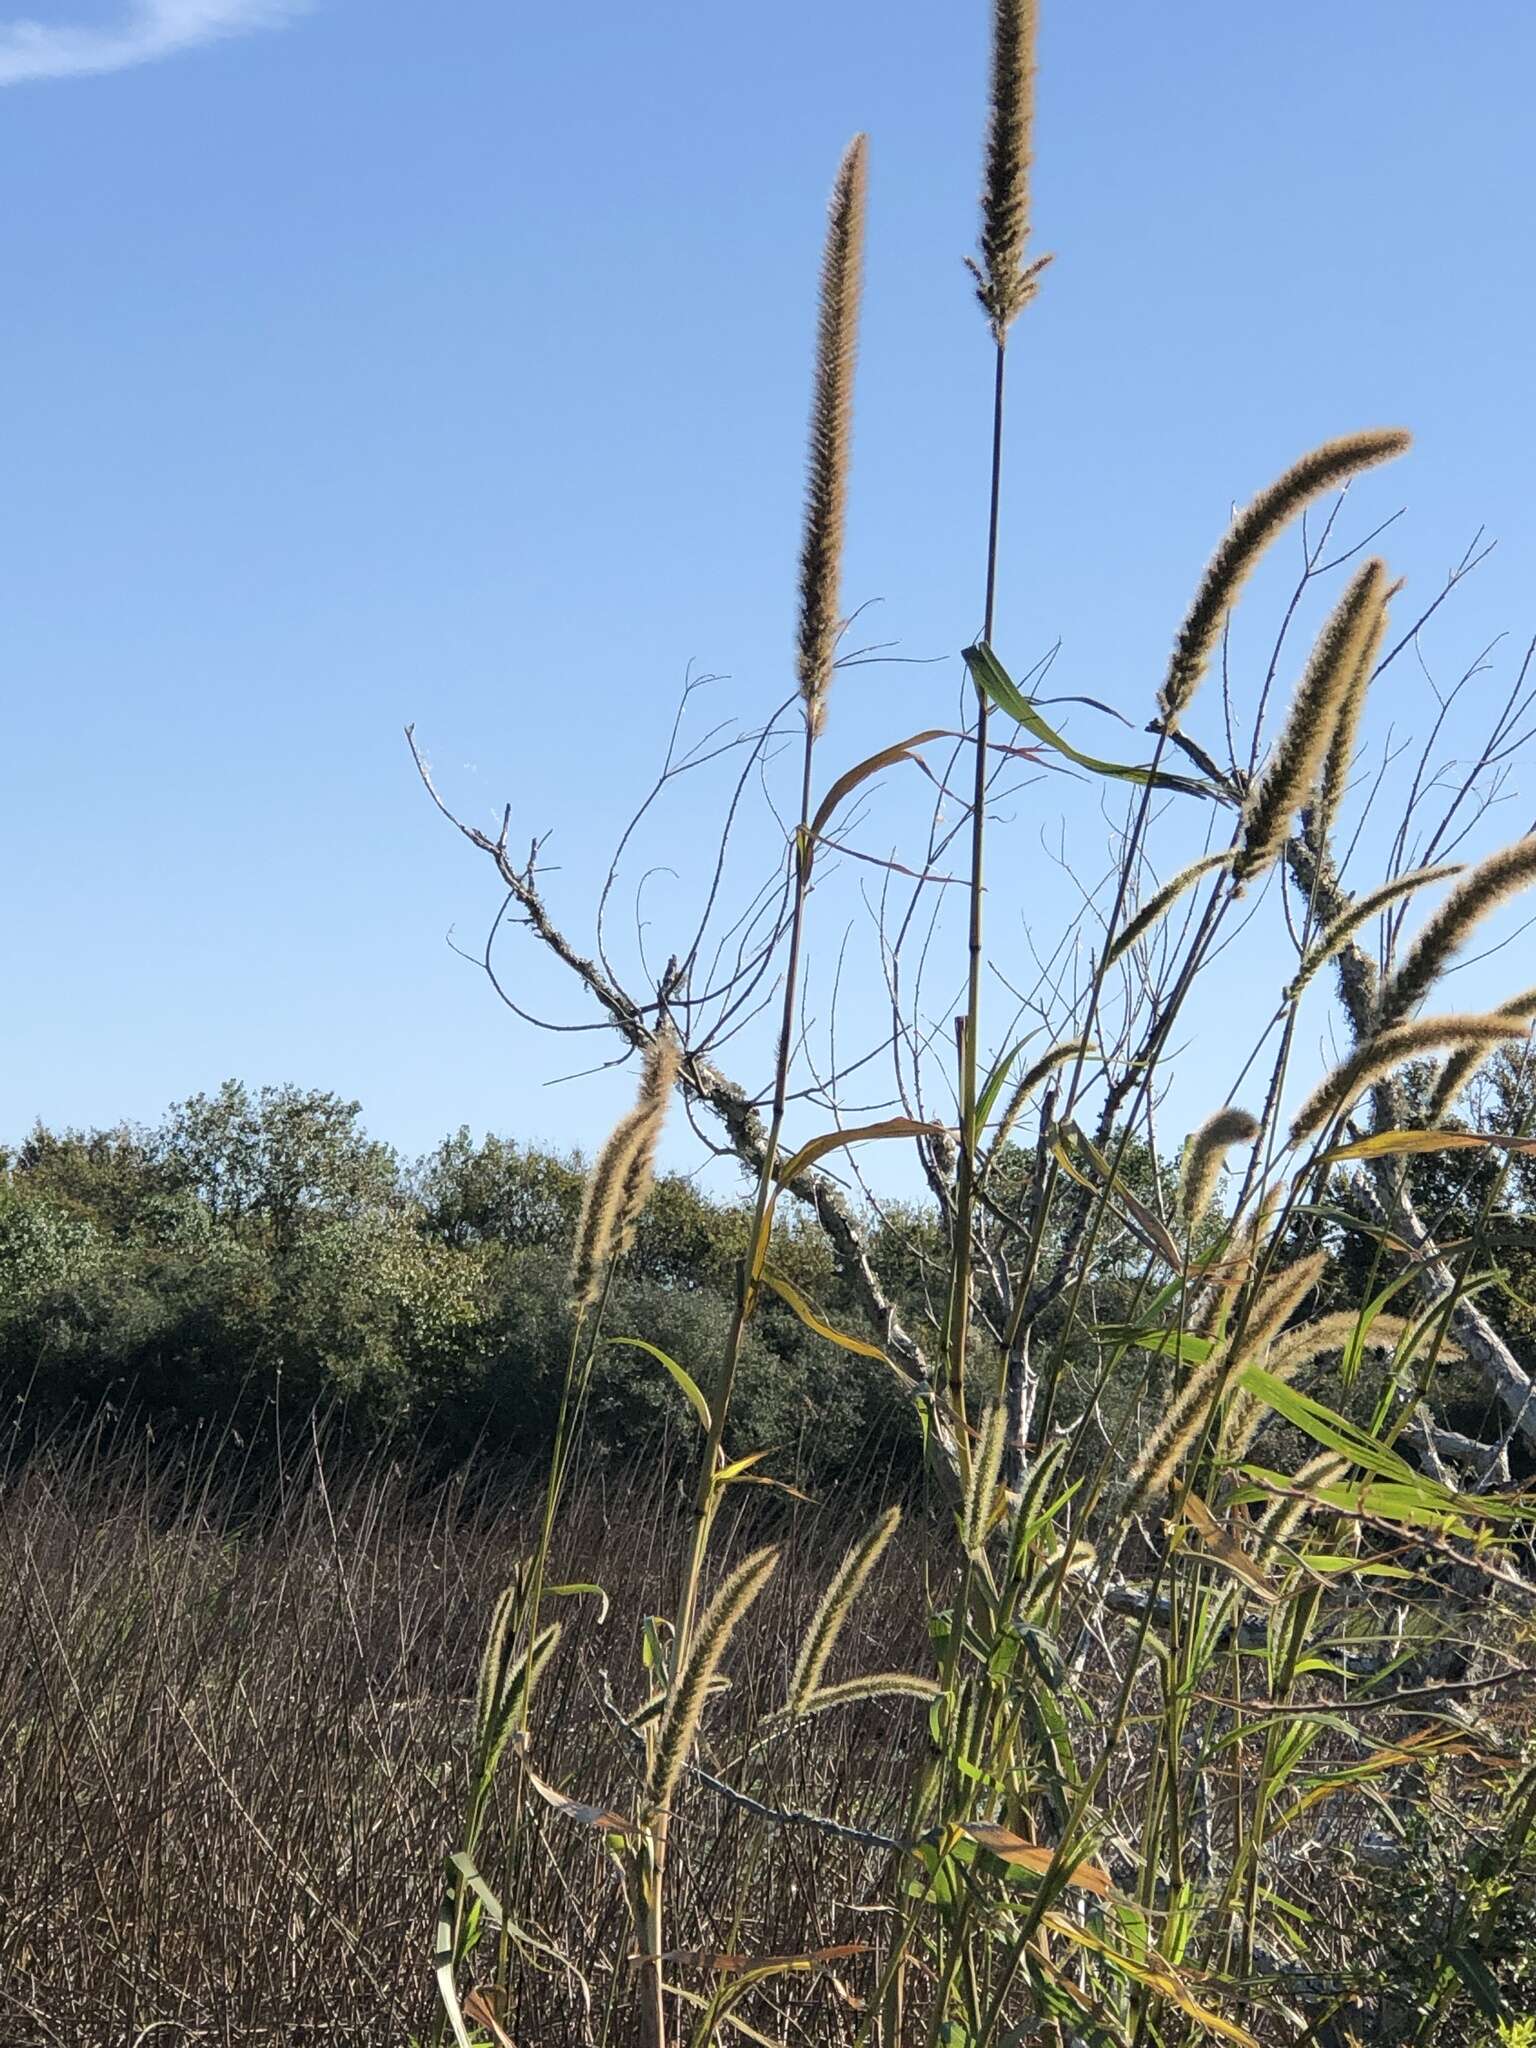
[3,0,1534,1176]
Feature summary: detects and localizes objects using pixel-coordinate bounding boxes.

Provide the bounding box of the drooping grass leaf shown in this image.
[761,1266,897,1370]
[1319,1126,1536,1164]
[809,729,952,842]
[604,1337,711,1432]
[964,641,1217,797]
[775,1116,950,1190]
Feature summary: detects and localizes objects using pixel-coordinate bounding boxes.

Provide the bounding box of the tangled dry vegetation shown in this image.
[2,1433,1530,2048]
[2,1416,1532,2048]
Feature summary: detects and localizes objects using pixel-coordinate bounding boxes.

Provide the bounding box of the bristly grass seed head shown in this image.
[1157,431,1409,731]
[1289,1013,1527,1149]
[1235,559,1388,887]
[797,135,867,740]
[648,1545,778,1817]
[1313,577,1397,841]
[968,0,1051,340]
[787,1504,901,1713]
[1377,835,1536,1030]
[1179,1107,1261,1230]
[1428,987,1536,1120]
[569,1030,680,1310]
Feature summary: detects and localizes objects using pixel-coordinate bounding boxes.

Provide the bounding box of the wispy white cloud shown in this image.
[0,0,303,87]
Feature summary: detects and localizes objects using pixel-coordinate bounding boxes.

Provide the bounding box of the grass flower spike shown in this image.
[968,0,1050,339]
[1236,559,1388,885]
[1157,430,1409,730]
[797,136,867,739]
[568,1029,680,1309]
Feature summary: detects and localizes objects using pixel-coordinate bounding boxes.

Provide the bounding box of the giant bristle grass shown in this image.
[968,0,1050,339]
[1377,834,1536,1029]
[1157,431,1409,730]
[796,136,868,740]
[1236,559,1388,885]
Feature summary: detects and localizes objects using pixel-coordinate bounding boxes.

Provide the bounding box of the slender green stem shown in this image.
[947,338,1009,1458]
[637,725,819,2048]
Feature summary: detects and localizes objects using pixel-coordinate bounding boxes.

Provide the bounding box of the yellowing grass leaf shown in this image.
[1319,1127,1536,1164]
[462,1986,515,2046]
[761,1267,897,1369]
[809,731,951,843]
[652,1941,871,1984]
[957,1823,1111,1897]
[1200,1539,1282,1601]
[1024,1945,1125,2037]
[723,1472,816,1502]
[1274,1725,1513,1826]
[518,1751,632,1836]
[712,1450,778,1491]
[1039,1912,1260,2046]
[662,1985,780,2047]
[1145,1973,1260,2047]
[1181,1494,1282,1602]
[1052,1125,1184,1269]
[776,1117,949,1191]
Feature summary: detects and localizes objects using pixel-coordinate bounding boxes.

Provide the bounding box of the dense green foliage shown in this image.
[7,1072,1535,1482]
[0,1081,918,1473]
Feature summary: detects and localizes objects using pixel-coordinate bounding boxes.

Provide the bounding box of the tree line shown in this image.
[5,1071,1532,1483]
[0,1079,928,1473]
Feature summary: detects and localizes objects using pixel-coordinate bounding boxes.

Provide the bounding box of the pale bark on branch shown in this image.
[407,730,964,1477]
[1286,823,1536,1452]
[411,723,1536,1483]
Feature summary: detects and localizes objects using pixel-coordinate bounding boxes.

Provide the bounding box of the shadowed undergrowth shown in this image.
[0,1437,936,2046]
[2,1435,1531,2046]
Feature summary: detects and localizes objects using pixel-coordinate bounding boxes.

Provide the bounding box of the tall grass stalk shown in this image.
[629,135,869,2048]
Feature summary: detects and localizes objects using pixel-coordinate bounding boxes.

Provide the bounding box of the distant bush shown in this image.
[0,1081,917,1478]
